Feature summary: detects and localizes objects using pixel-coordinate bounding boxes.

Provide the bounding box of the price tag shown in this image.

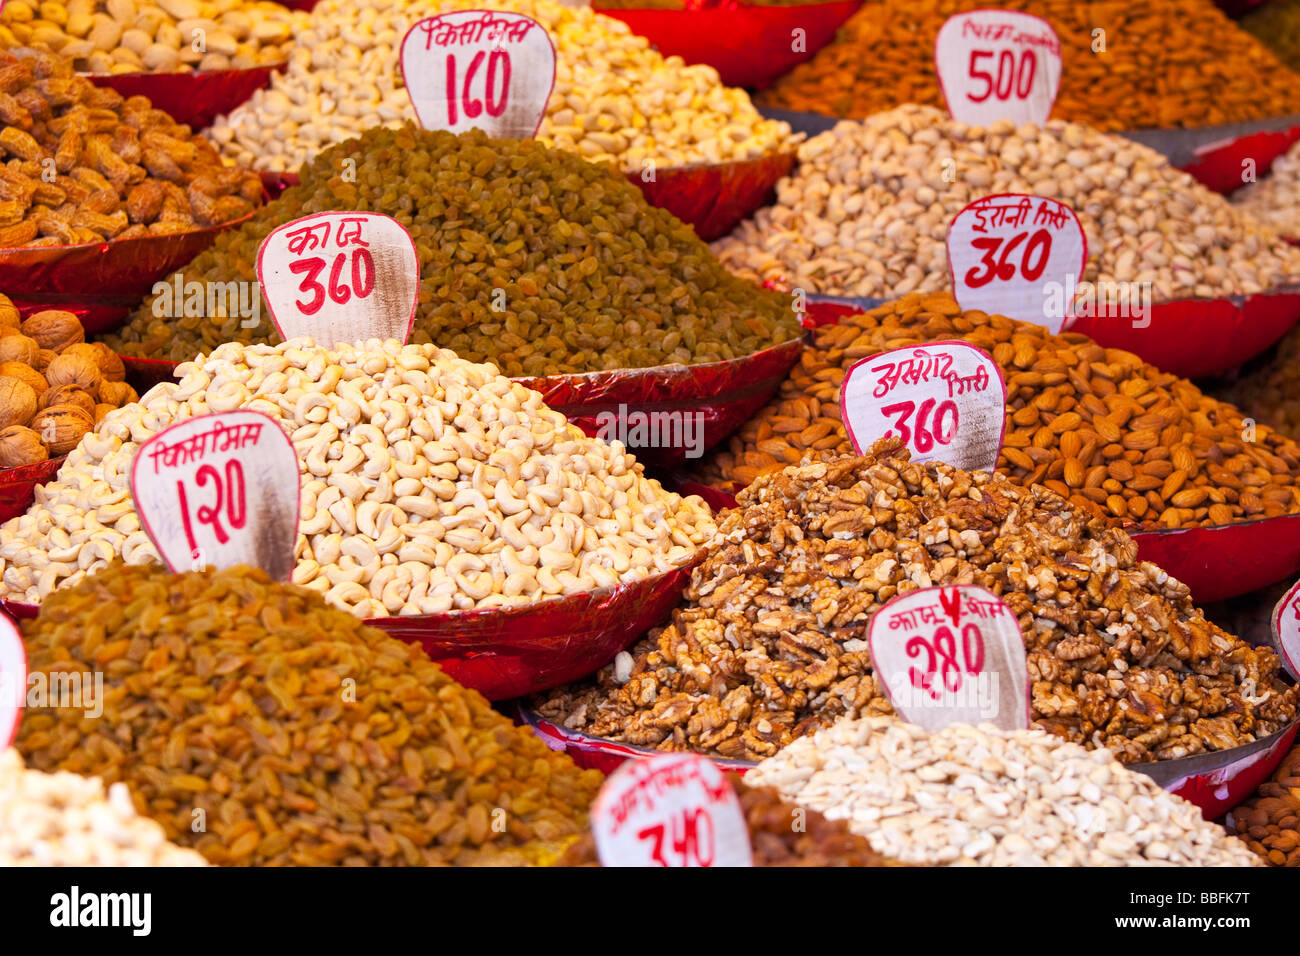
[0,613,25,748]
[840,341,1005,472]
[401,11,557,139]
[257,212,419,348]
[592,753,752,868]
[1270,579,1300,682]
[130,411,300,582]
[868,585,1030,733]
[935,9,1062,127]
[946,193,1087,332]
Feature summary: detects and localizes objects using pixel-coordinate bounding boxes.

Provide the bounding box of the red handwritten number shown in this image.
[328,253,351,304]
[445,53,458,125]
[963,229,1053,289]
[291,249,375,314]
[445,49,512,124]
[176,460,248,552]
[635,809,715,866]
[907,623,987,700]
[289,257,326,315]
[486,50,510,118]
[966,48,1036,103]
[352,248,375,298]
[967,49,994,102]
[881,399,959,454]
[637,823,667,866]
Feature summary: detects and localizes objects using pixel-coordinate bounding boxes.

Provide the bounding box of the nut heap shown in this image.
[538,447,1298,764]
[107,125,800,371]
[557,781,901,866]
[0,299,137,467]
[0,0,306,74]
[0,749,207,866]
[714,105,1300,301]
[0,337,715,616]
[758,0,1300,131]
[0,47,262,246]
[747,718,1263,866]
[699,293,1300,531]
[1227,741,1300,866]
[1233,140,1300,240]
[1238,0,1300,77]
[15,562,605,866]
[1216,323,1300,445]
[208,0,796,174]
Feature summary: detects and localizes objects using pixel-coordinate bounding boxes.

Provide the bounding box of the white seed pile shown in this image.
[0,338,714,616]
[208,0,795,174]
[747,717,1263,867]
[0,750,207,866]
[1234,139,1300,239]
[714,104,1300,301]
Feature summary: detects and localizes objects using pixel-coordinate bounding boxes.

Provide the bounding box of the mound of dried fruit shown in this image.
[1227,740,1300,867]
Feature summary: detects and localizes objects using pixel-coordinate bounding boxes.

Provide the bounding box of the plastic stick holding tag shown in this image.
[257,212,419,348]
[130,410,300,583]
[946,193,1087,332]
[1270,578,1300,682]
[935,9,1061,127]
[592,752,752,868]
[840,340,1005,472]
[0,613,24,747]
[402,11,557,139]
[868,585,1031,733]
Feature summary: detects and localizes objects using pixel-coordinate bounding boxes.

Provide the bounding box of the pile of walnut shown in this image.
[536,442,1298,764]
[0,298,135,466]
[0,46,261,247]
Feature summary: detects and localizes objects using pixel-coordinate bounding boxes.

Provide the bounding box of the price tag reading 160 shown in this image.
[935,9,1062,127]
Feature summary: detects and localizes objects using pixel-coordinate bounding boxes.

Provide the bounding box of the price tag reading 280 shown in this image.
[592,753,752,868]
[868,585,1031,734]
[840,341,1005,473]
[946,193,1087,332]
[401,11,557,139]
[935,9,1062,127]
[130,411,300,582]
[258,212,419,348]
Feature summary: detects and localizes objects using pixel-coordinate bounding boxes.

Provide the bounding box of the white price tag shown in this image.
[258,212,419,348]
[935,9,1062,127]
[0,613,25,748]
[401,11,556,139]
[1270,579,1300,682]
[130,411,300,582]
[946,193,1087,331]
[868,585,1031,733]
[840,341,1005,472]
[592,753,753,868]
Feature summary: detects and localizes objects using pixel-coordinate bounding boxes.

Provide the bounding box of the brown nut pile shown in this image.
[0,46,262,247]
[758,0,1300,131]
[0,298,137,466]
[557,781,902,866]
[1227,742,1300,866]
[16,561,605,866]
[698,293,1300,531]
[1214,322,1300,445]
[537,445,1299,764]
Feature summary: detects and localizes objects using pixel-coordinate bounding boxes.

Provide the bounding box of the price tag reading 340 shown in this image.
[935,9,1062,127]
[840,341,1005,473]
[1270,578,1300,682]
[592,753,752,868]
[258,212,419,348]
[868,585,1031,733]
[947,193,1087,332]
[130,411,301,582]
[402,11,557,139]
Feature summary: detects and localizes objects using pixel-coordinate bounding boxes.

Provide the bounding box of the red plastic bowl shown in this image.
[627,150,796,241]
[1118,115,1300,196]
[594,1,862,90]
[1130,516,1300,603]
[85,64,284,131]
[0,456,63,525]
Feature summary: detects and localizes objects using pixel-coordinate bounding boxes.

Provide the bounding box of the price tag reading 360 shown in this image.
[592,753,752,868]
[935,9,1062,127]
[258,212,419,348]
[840,341,1005,473]
[402,11,557,139]
[130,411,300,582]
[868,585,1031,733]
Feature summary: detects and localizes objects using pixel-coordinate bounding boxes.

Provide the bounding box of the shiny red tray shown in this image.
[85,64,283,131]
[593,1,862,90]
[627,150,796,241]
[0,456,63,525]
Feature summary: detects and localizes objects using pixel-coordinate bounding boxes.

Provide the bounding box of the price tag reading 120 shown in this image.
[868,585,1031,734]
[946,193,1087,332]
[0,613,25,748]
[258,212,419,348]
[935,9,1061,127]
[592,753,753,868]
[840,341,1005,473]
[402,11,556,139]
[1270,578,1300,682]
[130,411,301,583]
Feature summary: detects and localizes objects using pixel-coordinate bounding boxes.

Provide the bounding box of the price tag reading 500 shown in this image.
[935,9,1062,127]
[130,411,301,583]
[402,11,557,140]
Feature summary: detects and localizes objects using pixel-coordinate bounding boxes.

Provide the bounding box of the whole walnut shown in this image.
[43,353,102,398]
[0,425,47,468]
[86,342,125,382]
[21,311,84,352]
[96,379,137,406]
[0,375,38,430]
[0,298,20,331]
[0,362,47,398]
[33,350,57,374]
[30,405,93,456]
[0,334,39,366]
[38,385,95,414]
